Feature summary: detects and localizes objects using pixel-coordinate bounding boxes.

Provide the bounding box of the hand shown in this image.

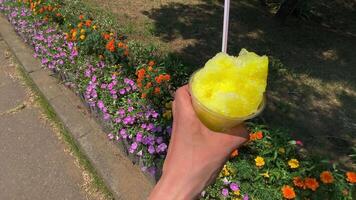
[149,85,249,200]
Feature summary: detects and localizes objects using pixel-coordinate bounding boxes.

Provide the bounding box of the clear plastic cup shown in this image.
[189,69,266,132]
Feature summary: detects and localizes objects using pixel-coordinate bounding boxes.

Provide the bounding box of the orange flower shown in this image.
[255,131,263,139]
[148,66,153,71]
[281,185,296,199]
[79,15,84,20]
[136,68,146,80]
[145,82,152,89]
[155,76,162,84]
[106,39,116,52]
[56,13,61,17]
[124,50,129,56]
[320,171,334,184]
[85,20,92,27]
[293,176,305,189]
[163,74,171,81]
[141,93,147,98]
[346,172,356,183]
[304,178,319,191]
[117,42,124,48]
[103,33,111,40]
[78,22,83,28]
[230,149,238,158]
[154,87,161,94]
[148,60,155,66]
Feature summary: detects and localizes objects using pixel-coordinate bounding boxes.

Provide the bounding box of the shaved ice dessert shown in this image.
[189,49,268,132]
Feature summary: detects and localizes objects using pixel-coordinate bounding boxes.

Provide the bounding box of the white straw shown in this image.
[222,0,230,53]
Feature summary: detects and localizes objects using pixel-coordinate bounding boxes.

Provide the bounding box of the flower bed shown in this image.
[0,0,354,199]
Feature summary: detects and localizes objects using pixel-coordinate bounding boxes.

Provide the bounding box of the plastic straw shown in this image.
[222,0,230,53]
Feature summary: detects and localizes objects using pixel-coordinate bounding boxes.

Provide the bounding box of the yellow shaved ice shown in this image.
[191,49,268,118]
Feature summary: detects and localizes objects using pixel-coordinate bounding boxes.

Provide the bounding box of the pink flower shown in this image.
[296,140,303,146]
[221,188,229,197]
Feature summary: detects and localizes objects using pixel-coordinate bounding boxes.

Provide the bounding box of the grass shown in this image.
[13,54,114,200]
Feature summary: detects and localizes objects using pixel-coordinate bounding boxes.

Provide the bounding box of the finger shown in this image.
[174,85,195,116]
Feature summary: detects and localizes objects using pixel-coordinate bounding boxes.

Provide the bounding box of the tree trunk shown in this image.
[275,0,300,21]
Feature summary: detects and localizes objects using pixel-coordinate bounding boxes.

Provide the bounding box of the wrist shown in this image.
[149,172,200,200]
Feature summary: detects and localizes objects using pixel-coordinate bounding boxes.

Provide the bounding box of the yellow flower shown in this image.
[255,156,265,167]
[80,29,85,34]
[92,25,97,30]
[80,35,85,40]
[233,190,240,196]
[163,110,172,120]
[165,101,173,109]
[261,171,270,178]
[278,147,285,154]
[221,165,230,176]
[288,159,300,169]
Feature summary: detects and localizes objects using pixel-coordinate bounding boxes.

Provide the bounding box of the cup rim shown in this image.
[188,69,266,121]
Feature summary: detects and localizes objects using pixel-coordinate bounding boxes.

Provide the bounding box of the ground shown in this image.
[0,36,107,200]
[81,0,356,168]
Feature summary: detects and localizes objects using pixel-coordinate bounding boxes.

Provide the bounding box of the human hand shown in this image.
[149,85,249,200]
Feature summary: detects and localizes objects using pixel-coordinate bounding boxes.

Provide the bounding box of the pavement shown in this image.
[0,36,90,200]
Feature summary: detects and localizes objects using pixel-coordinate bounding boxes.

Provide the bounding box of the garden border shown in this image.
[0,14,154,200]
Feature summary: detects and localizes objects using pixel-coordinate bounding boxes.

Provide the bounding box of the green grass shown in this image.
[15,59,114,200]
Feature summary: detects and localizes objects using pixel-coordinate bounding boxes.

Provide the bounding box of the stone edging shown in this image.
[0,15,154,200]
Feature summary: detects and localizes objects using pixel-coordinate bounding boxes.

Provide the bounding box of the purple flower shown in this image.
[230,183,239,191]
[127,106,134,112]
[243,194,249,200]
[97,100,104,109]
[156,137,163,144]
[103,113,110,120]
[148,145,155,154]
[108,83,114,90]
[136,132,143,142]
[156,143,167,153]
[147,167,156,176]
[129,142,138,153]
[114,118,121,123]
[141,123,147,129]
[147,123,155,131]
[108,133,114,140]
[100,84,107,89]
[41,58,49,64]
[118,108,125,117]
[119,89,126,95]
[119,129,127,139]
[221,188,229,197]
[152,112,159,118]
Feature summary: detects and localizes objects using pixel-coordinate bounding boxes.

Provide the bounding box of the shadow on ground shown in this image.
[142,0,356,168]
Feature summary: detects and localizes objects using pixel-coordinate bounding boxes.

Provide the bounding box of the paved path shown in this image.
[0,36,90,199]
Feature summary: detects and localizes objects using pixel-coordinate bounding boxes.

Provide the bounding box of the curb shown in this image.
[0,15,154,200]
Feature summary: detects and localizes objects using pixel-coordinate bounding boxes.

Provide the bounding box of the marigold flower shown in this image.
[255,156,265,167]
[281,185,296,199]
[79,14,84,20]
[163,110,172,119]
[117,42,124,48]
[103,33,111,40]
[80,29,85,34]
[320,171,334,184]
[85,20,92,27]
[148,60,155,66]
[106,39,116,52]
[92,25,97,30]
[154,87,161,94]
[136,68,146,79]
[255,131,263,139]
[230,149,238,158]
[346,172,356,183]
[80,35,85,40]
[163,74,171,81]
[288,159,299,169]
[124,50,129,56]
[145,82,152,89]
[148,66,153,71]
[278,147,286,154]
[293,176,305,189]
[56,13,61,17]
[141,93,147,98]
[77,22,83,28]
[304,178,319,191]
[222,165,230,176]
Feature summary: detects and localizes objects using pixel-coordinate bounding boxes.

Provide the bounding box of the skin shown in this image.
[149,85,249,200]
